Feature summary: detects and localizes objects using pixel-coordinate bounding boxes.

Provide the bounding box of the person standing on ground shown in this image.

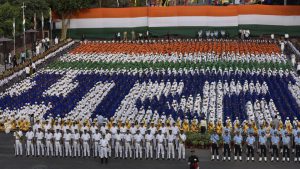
[25,65,30,77]
[210,129,220,160]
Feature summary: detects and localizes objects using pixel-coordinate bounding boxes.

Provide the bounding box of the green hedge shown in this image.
[186,132,211,148]
[47,60,292,71]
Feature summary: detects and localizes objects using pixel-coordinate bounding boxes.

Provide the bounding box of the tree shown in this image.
[49,0,93,40]
[2,0,49,29]
[0,2,21,37]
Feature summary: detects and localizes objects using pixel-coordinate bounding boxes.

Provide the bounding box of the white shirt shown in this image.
[81,133,90,141]
[33,123,42,133]
[110,126,118,135]
[100,126,107,134]
[54,124,61,131]
[92,133,102,141]
[171,126,179,135]
[139,126,146,135]
[62,125,70,133]
[160,126,167,134]
[105,133,111,141]
[32,63,36,69]
[100,139,108,147]
[80,126,89,132]
[55,38,59,44]
[149,127,156,135]
[64,133,72,141]
[115,133,123,141]
[124,134,133,142]
[25,131,34,140]
[72,133,80,141]
[14,131,23,140]
[71,125,79,133]
[130,126,137,135]
[25,67,30,74]
[90,126,98,134]
[156,134,165,143]
[145,134,154,142]
[134,134,143,143]
[179,133,187,143]
[120,126,127,134]
[167,134,175,143]
[36,132,44,140]
[54,132,62,141]
[45,133,53,141]
[44,124,52,132]
[200,120,207,127]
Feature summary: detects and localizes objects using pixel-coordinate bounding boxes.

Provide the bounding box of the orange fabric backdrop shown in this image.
[53,5,300,19]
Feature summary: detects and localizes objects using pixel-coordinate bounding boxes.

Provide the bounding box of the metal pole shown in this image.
[49,8,52,45]
[22,3,26,53]
[13,18,16,56]
[42,13,44,39]
[4,42,7,70]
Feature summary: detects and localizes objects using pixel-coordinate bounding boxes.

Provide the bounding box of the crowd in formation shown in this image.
[0,38,299,164]
[13,118,187,163]
[209,116,300,162]
[71,39,282,56]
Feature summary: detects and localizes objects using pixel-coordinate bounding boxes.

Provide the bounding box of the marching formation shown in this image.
[13,119,187,162]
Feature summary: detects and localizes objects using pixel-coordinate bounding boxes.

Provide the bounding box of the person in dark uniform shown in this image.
[210,130,220,160]
[188,150,199,169]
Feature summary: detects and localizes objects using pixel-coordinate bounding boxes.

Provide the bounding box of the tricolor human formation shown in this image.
[0,39,300,162]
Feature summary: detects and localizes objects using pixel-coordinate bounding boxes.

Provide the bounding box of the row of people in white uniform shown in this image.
[62,51,287,64]
[14,127,187,160]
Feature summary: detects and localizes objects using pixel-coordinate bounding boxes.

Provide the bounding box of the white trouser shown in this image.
[135,143,142,159]
[153,138,156,148]
[125,142,132,158]
[46,141,53,156]
[64,142,72,156]
[145,142,153,158]
[157,143,164,159]
[83,141,90,157]
[100,147,108,158]
[15,140,23,155]
[26,140,34,156]
[107,144,112,157]
[73,142,80,157]
[111,135,116,149]
[167,143,175,159]
[115,141,122,158]
[175,137,179,150]
[55,141,62,156]
[94,142,100,157]
[178,143,185,159]
[37,140,44,156]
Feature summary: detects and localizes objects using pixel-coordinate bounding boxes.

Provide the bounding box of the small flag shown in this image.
[41,12,44,28]
[34,13,37,30]
[49,8,52,23]
[13,18,15,36]
[23,14,25,25]
[21,2,26,32]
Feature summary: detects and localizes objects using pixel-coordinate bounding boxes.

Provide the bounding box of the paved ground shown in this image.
[0,133,299,169]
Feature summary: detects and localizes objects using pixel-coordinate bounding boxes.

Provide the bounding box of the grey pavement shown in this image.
[0,133,299,169]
